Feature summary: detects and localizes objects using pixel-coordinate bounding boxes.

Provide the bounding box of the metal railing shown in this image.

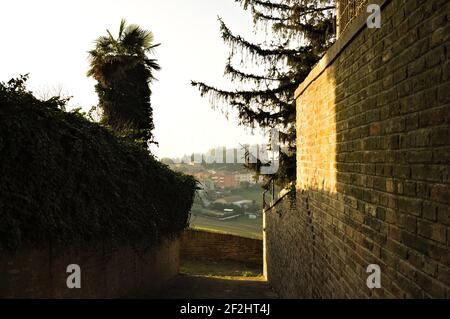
[262,177,276,210]
[263,178,295,212]
[336,0,369,36]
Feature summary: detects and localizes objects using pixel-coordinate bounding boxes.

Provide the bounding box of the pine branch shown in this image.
[224,60,290,83]
[191,81,294,126]
[219,17,307,60]
[233,101,285,127]
[250,0,335,14]
[251,7,288,23]
[191,80,297,103]
[273,17,335,48]
[251,0,293,12]
[251,3,335,25]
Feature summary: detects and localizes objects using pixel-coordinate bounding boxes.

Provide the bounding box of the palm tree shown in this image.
[88,19,160,148]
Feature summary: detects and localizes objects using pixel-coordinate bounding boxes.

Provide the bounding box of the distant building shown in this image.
[211,173,238,189]
[235,173,256,184]
[236,173,264,185]
[233,199,254,208]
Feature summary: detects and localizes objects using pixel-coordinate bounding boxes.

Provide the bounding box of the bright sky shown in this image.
[0,0,267,159]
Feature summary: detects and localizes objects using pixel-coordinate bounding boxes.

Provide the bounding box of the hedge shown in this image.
[0,76,197,251]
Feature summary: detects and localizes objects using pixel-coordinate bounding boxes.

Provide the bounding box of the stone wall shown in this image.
[181,229,262,265]
[266,0,450,298]
[0,238,179,298]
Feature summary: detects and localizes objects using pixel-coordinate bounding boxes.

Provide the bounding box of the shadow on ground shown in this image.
[159,274,277,299]
[159,258,277,299]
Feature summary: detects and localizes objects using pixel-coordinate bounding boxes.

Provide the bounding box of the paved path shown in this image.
[159,274,277,299]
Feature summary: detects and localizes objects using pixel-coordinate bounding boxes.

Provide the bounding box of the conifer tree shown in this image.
[192,0,335,187]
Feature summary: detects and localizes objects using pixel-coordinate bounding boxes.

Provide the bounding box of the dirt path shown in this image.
[159,274,277,299]
[159,258,277,299]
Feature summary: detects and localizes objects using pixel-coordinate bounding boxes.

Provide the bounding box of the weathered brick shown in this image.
[398,197,422,216]
[419,105,446,128]
[430,127,449,146]
[422,201,438,221]
[430,25,450,48]
[268,0,450,299]
[436,206,450,225]
[408,56,426,76]
[393,165,411,178]
[400,214,417,232]
[408,150,433,163]
[433,147,450,164]
[416,271,446,298]
[418,220,447,243]
[425,46,446,68]
[401,230,429,255]
[416,182,431,199]
[411,165,445,182]
[404,182,417,196]
[0,239,180,298]
[438,265,450,286]
[437,82,450,104]
[430,184,450,204]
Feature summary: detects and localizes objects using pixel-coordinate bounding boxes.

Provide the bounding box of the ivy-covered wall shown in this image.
[0,77,197,252]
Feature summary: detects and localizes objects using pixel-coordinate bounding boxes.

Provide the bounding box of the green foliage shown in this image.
[192,0,336,187]
[0,76,197,252]
[87,19,161,148]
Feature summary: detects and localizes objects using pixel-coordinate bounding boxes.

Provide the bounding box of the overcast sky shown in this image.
[0,0,267,158]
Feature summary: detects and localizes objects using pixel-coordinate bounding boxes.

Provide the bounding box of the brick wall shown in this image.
[181,229,262,265]
[0,238,179,298]
[266,0,450,298]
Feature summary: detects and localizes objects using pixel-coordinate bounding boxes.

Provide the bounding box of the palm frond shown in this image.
[118,18,127,39]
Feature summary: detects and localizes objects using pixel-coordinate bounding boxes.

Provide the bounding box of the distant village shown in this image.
[162,154,264,221]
